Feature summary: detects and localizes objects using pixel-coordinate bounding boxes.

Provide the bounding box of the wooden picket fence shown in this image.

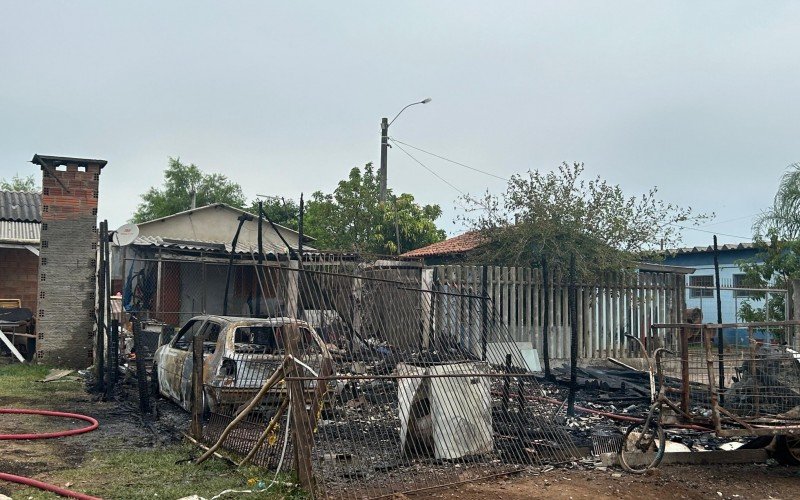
[431,265,684,361]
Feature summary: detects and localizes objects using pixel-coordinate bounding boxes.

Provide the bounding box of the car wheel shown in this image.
[774,435,800,466]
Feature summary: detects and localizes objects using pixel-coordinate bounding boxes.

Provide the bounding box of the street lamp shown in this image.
[379,97,432,203]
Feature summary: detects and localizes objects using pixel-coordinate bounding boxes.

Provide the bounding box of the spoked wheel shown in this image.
[774,435,800,465]
[618,420,666,473]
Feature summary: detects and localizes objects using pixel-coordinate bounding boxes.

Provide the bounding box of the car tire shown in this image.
[774,435,800,466]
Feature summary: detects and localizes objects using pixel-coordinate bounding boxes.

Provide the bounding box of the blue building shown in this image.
[662,243,772,324]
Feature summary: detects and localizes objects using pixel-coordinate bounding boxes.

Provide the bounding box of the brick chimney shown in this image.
[32,154,107,368]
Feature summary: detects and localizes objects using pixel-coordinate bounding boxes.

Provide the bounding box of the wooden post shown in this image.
[190,335,204,439]
[285,323,315,495]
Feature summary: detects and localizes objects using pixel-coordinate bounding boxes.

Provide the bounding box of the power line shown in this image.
[697,212,762,228]
[391,141,468,196]
[389,137,510,181]
[667,223,753,241]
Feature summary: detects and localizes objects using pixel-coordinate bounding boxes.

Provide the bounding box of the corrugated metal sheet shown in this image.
[667,242,755,255]
[0,191,41,222]
[0,220,40,244]
[131,235,313,255]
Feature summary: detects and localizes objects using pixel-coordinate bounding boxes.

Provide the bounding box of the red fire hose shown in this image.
[0,408,98,440]
[0,408,102,500]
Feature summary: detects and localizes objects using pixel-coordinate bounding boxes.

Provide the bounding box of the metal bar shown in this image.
[256,201,263,317]
[567,253,578,416]
[190,335,204,439]
[222,214,252,315]
[284,372,548,382]
[133,320,151,414]
[652,320,800,329]
[685,286,788,292]
[680,327,690,416]
[155,249,163,320]
[713,236,725,405]
[541,257,551,379]
[397,286,486,299]
[502,353,511,413]
[702,326,722,433]
[481,265,488,360]
[104,225,112,392]
[95,220,106,392]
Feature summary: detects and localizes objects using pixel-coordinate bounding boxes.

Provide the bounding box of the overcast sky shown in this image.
[2,1,799,248]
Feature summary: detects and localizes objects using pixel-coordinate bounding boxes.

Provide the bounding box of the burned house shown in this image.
[113,203,315,327]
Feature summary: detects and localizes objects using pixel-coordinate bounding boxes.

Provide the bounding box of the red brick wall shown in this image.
[0,248,39,311]
[37,161,103,367]
[41,164,100,220]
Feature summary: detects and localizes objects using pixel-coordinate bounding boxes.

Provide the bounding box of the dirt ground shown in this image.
[2,364,800,499]
[410,464,800,500]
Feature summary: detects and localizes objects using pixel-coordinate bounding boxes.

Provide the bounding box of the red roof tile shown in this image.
[401,231,485,258]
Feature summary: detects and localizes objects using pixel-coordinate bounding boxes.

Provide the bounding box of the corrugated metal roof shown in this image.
[666,242,756,255]
[0,191,41,222]
[132,235,314,255]
[0,220,40,244]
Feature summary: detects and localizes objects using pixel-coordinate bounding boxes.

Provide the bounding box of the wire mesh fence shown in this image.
[651,322,800,437]
[143,254,583,498]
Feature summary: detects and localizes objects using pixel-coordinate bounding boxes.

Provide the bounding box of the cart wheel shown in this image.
[618,420,666,473]
[774,435,800,465]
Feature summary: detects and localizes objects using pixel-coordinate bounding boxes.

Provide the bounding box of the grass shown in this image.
[0,363,83,407]
[13,444,299,499]
[0,363,300,499]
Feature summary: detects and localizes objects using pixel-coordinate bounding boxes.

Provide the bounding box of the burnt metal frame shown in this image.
[646,321,800,438]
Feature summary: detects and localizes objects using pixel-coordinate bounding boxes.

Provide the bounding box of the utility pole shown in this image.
[379,117,389,203]
[379,98,431,204]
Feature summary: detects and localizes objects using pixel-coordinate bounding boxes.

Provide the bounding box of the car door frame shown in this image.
[158,317,207,409]
[178,317,226,408]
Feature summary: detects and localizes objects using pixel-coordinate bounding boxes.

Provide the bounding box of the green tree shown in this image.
[736,237,799,322]
[0,174,38,192]
[303,163,445,254]
[461,162,710,276]
[248,196,300,230]
[737,163,800,322]
[753,163,800,240]
[132,157,247,222]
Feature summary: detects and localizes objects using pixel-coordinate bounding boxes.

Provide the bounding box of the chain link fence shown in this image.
[135,253,581,498]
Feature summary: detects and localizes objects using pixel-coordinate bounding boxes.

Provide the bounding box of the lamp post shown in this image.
[379,97,432,203]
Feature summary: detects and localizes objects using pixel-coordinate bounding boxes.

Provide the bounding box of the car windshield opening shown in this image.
[234,326,281,353]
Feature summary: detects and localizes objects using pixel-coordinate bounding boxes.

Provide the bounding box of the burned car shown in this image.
[152,315,333,412]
